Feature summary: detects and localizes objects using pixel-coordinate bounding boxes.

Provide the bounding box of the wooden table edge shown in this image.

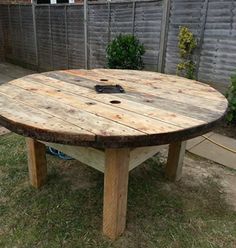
[0,110,226,148]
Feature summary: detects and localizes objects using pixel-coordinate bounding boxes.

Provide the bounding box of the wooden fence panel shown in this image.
[198,0,236,85]
[0,6,11,60]
[35,6,53,71]
[110,2,133,39]
[164,0,206,75]
[20,5,37,66]
[51,5,68,70]
[67,4,85,69]
[88,3,109,68]
[135,0,163,71]
[9,5,23,61]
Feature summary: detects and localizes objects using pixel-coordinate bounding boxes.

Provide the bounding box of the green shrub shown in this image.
[106,34,145,70]
[226,73,236,124]
[177,26,197,79]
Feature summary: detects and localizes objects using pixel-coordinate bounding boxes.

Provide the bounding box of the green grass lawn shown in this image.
[0,134,236,248]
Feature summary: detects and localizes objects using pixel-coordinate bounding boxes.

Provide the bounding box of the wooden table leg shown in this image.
[26,138,47,188]
[103,148,130,240]
[165,141,186,182]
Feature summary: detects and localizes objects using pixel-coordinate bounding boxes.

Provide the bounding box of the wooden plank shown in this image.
[26,138,47,188]
[13,75,207,128]
[46,71,224,122]
[37,73,207,128]
[7,78,181,135]
[118,91,223,122]
[0,69,228,148]
[53,70,224,114]
[45,70,227,125]
[66,69,214,93]
[0,84,144,138]
[39,141,165,173]
[41,141,105,172]
[0,93,94,143]
[129,145,165,171]
[103,148,130,240]
[73,69,227,105]
[65,72,226,117]
[93,69,226,101]
[165,141,186,181]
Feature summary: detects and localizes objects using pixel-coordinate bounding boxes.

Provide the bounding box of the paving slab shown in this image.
[187,133,236,170]
[186,132,214,150]
[0,73,14,84]
[0,62,34,81]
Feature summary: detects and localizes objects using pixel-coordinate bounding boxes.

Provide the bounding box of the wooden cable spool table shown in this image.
[0,69,228,239]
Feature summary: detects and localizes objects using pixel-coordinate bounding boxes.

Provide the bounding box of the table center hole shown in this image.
[110,100,121,104]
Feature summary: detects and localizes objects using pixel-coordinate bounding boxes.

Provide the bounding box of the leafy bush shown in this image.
[106,34,145,70]
[226,73,236,124]
[177,26,197,79]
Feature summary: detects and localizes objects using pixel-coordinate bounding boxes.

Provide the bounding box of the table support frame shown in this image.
[26,138,186,239]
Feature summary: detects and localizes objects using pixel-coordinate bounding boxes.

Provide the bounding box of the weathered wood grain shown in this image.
[41,141,105,172]
[70,69,226,111]
[129,145,164,171]
[46,71,224,122]
[26,138,47,188]
[6,78,181,135]
[0,69,228,148]
[165,141,187,181]
[0,83,143,138]
[0,93,94,144]
[38,141,164,173]
[26,73,206,128]
[103,148,130,240]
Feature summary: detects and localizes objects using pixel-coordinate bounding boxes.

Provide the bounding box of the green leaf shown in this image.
[106,34,145,70]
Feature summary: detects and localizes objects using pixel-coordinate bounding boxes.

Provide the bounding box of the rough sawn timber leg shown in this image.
[103,148,130,240]
[26,138,47,188]
[165,141,186,181]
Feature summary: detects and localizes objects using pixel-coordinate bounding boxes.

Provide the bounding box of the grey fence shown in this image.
[0,0,236,88]
[0,19,4,61]
[165,0,236,88]
[0,0,163,71]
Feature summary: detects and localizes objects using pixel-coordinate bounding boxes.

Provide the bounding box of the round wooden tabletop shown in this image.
[0,69,228,148]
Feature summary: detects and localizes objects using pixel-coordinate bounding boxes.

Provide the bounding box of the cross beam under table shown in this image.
[26,138,186,240]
